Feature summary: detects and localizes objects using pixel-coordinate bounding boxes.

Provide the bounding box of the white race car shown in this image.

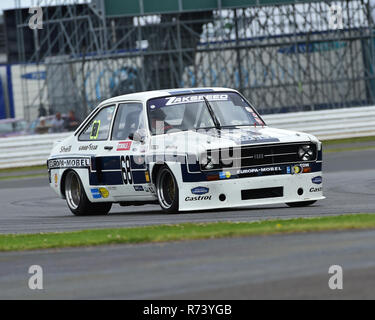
[48,87,324,215]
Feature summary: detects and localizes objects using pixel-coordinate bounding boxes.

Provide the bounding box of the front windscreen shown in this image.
[146,92,264,135]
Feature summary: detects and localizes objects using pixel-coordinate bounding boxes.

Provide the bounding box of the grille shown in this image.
[203,142,317,170]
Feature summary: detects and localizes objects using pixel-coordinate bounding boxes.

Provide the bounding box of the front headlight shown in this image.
[298,145,314,161]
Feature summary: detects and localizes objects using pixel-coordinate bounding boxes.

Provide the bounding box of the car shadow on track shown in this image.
[108,203,315,217]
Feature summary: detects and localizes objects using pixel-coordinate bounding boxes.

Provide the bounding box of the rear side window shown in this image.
[79,105,116,141]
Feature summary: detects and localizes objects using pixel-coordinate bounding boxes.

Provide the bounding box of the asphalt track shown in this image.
[1,230,375,299]
[0,148,374,234]
[0,148,374,299]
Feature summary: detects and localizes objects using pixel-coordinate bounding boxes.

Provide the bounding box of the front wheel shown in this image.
[156,166,179,213]
[65,171,112,216]
[286,200,317,208]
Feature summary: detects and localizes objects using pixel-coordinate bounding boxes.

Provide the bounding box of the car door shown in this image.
[76,104,118,191]
[106,101,150,199]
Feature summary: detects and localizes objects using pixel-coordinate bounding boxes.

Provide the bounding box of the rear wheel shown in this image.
[65,171,112,216]
[286,200,317,208]
[156,166,179,213]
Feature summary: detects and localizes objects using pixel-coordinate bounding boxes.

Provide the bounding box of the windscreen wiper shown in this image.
[203,97,221,130]
[219,124,254,128]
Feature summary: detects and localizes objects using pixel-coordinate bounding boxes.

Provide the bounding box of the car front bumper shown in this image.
[178,172,324,211]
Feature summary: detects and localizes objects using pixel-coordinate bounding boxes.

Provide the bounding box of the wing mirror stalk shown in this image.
[129,130,146,144]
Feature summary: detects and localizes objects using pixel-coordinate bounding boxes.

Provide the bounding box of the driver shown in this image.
[149,107,173,134]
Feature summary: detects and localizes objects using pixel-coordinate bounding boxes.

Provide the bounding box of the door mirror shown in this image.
[130,129,147,143]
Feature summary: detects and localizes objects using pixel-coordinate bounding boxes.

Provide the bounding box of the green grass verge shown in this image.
[322,136,375,146]
[1,213,375,252]
[0,173,47,181]
[0,165,46,174]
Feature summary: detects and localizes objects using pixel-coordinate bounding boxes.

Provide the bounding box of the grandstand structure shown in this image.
[8,0,375,120]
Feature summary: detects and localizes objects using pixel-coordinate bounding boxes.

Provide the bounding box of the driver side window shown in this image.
[111,103,144,140]
[79,105,116,141]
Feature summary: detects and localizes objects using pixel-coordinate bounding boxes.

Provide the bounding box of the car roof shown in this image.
[100,87,238,106]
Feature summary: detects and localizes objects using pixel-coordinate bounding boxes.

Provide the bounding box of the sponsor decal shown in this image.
[134,185,144,192]
[79,144,98,151]
[60,146,71,153]
[312,176,323,184]
[91,188,102,199]
[99,187,109,198]
[145,171,150,182]
[219,171,231,179]
[53,174,58,187]
[48,158,91,169]
[310,187,322,193]
[202,128,279,145]
[191,187,209,195]
[90,120,101,140]
[292,165,302,174]
[185,195,212,201]
[287,164,310,175]
[91,187,109,199]
[165,94,228,106]
[117,141,132,151]
[237,166,282,175]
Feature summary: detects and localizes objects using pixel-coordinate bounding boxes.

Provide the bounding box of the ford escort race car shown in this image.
[47,87,324,215]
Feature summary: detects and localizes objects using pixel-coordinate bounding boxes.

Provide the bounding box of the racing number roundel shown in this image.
[121,156,133,185]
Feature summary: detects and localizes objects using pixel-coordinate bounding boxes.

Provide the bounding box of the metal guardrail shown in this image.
[264,106,375,140]
[1,106,374,169]
[0,132,70,169]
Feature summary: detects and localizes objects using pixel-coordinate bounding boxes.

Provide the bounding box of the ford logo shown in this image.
[191,187,209,195]
[312,176,322,185]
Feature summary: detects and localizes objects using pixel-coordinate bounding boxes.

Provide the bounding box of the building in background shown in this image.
[1,0,375,120]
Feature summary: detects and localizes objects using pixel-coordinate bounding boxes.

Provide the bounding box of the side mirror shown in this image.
[130,129,147,144]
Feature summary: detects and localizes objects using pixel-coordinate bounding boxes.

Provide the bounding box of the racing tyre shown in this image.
[156,166,179,213]
[65,171,112,216]
[286,200,317,208]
